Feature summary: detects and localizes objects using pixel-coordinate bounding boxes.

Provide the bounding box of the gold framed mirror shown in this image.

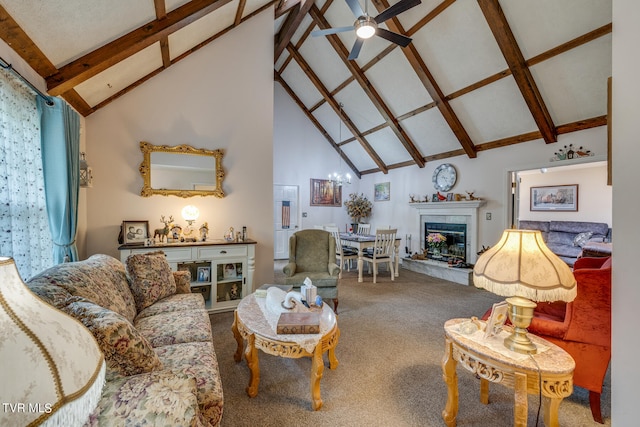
[139,141,225,198]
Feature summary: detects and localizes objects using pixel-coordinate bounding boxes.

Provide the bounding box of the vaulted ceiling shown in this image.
[0,0,611,178]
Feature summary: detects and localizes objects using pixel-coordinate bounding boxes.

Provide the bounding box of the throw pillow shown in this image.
[573,231,593,247]
[62,297,162,376]
[126,251,177,312]
[174,270,192,294]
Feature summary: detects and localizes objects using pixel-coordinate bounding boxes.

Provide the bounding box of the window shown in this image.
[0,69,53,279]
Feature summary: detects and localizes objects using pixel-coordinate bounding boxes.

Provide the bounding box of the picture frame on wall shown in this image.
[310,178,342,207]
[374,182,390,201]
[530,184,579,212]
[122,220,149,245]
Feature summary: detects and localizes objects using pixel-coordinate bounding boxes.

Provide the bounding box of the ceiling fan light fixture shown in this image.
[355,16,377,39]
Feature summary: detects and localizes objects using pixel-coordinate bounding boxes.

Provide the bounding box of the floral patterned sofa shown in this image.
[26,253,223,426]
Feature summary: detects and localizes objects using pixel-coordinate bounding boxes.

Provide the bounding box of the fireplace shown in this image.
[425,222,467,262]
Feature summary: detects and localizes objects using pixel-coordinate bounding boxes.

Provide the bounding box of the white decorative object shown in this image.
[0,257,106,426]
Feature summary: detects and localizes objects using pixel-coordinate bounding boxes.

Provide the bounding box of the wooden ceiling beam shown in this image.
[275,0,314,60]
[234,0,248,26]
[46,0,233,96]
[275,73,362,179]
[372,0,477,159]
[478,0,556,144]
[309,4,426,168]
[286,43,389,174]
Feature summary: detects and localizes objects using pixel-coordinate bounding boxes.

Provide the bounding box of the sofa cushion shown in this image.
[136,293,206,320]
[155,342,224,427]
[174,270,192,294]
[134,309,212,347]
[573,231,593,247]
[62,298,162,376]
[550,220,609,240]
[27,254,137,322]
[86,370,204,427]
[126,251,177,312]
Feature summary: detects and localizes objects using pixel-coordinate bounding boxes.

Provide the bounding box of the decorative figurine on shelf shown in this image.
[199,222,209,242]
[154,215,173,242]
[230,283,239,300]
[170,224,182,242]
[224,227,234,242]
[409,194,417,203]
[437,191,447,201]
[466,191,480,201]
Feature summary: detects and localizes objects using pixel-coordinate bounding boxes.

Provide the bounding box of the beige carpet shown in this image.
[209,262,611,427]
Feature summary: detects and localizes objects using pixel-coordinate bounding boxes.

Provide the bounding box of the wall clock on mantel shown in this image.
[432,163,457,192]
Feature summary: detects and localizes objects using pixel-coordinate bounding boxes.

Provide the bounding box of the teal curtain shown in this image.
[37,97,80,263]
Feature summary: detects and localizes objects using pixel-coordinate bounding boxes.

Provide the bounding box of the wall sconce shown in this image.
[80,152,93,187]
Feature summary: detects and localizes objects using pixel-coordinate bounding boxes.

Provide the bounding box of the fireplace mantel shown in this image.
[409,200,486,263]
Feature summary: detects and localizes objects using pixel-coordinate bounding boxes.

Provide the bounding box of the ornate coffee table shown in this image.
[231,293,340,410]
[442,318,575,427]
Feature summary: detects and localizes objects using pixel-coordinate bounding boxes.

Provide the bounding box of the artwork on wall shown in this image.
[374,182,390,201]
[310,179,342,207]
[530,184,579,212]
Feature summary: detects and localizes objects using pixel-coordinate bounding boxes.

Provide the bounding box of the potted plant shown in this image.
[345,193,372,229]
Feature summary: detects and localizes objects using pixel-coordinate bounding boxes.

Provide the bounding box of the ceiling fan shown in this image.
[311,0,422,60]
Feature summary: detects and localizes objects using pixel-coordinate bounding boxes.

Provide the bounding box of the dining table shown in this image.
[339,233,401,282]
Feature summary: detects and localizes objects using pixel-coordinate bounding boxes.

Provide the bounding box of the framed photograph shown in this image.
[122,220,149,245]
[432,194,439,202]
[197,267,211,282]
[484,301,509,339]
[374,182,390,201]
[223,263,237,279]
[530,184,579,212]
[446,192,454,201]
[310,178,342,207]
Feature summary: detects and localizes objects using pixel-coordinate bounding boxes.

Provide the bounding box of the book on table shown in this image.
[277,312,320,334]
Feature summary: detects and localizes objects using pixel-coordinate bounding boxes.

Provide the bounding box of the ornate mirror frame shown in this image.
[139,141,225,198]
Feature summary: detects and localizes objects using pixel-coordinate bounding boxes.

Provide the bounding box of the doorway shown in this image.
[273,185,299,259]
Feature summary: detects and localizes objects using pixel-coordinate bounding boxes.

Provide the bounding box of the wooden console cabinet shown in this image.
[119,240,256,313]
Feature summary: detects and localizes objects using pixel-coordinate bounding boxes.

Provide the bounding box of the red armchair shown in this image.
[482,256,611,423]
[529,256,611,423]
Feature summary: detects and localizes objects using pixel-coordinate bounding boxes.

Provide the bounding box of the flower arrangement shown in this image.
[427,233,447,249]
[344,193,372,223]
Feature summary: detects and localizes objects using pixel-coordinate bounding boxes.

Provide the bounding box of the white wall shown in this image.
[517,161,611,224]
[612,0,640,423]
[85,9,275,286]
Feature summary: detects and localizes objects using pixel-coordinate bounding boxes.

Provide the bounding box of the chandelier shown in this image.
[328,103,351,186]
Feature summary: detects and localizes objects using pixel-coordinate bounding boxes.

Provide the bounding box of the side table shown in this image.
[231,293,340,410]
[442,318,575,427]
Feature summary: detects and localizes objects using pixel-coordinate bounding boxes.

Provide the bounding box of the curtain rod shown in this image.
[0,56,54,106]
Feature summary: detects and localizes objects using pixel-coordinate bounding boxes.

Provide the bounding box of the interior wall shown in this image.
[517,162,611,225]
[84,9,275,287]
[612,0,640,422]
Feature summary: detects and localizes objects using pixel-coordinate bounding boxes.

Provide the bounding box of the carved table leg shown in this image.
[442,337,459,427]
[232,310,244,363]
[542,396,562,427]
[245,333,260,398]
[327,328,340,370]
[310,341,325,410]
[480,378,489,404]
[513,372,528,427]
[357,252,364,283]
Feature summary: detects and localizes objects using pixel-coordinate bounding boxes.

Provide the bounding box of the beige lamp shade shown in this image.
[0,257,105,426]
[473,229,577,303]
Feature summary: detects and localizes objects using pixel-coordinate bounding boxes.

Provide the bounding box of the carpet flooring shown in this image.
[209,262,611,426]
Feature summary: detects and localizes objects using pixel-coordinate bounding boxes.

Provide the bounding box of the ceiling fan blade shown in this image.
[345,0,365,18]
[312,26,356,37]
[348,38,365,60]
[375,28,412,47]
[374,0,421,24]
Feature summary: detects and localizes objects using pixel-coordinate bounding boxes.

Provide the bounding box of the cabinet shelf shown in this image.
[119,240,256,313]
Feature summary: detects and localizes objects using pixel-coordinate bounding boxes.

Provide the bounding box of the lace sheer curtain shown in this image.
[0,68,53,279]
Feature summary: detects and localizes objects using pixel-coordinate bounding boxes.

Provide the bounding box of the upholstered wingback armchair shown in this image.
[484,256,611,423]
[283,229,340,312]
[527,256,611,423]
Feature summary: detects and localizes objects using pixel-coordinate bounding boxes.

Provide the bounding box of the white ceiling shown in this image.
[0,0,612,178]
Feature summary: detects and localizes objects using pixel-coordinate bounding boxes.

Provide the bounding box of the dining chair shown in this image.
[356,223,371,235]
[326,226,358,278]
[363,228,397,283]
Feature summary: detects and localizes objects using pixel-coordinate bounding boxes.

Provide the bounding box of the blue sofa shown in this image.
[518,220,611,266]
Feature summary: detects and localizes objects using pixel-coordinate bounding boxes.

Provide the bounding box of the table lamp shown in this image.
[473,229,577,354]
[0,257,105,426]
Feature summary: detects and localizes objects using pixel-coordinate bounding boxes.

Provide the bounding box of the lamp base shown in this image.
[504,296,538,354]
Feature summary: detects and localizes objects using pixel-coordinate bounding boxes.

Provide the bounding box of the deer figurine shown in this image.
[154,215,174,242]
